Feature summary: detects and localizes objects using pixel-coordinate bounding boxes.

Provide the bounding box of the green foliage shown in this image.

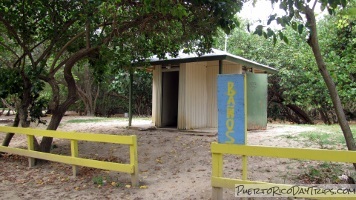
[92,175,105,186]
[214,11,355,123]
[110,68,152,116]
[0,68,22,98]
[0,63,47,123]
[0,0,244,129]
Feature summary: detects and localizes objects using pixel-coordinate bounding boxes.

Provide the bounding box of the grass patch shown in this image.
[92,175,124,187]
[281,124,356,149]
[299,131,338,148]
[279,134,299,140]
[297,162,345,184]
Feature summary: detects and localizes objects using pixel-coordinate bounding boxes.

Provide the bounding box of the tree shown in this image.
[110,68,152,116]
[74,62,100,116]
[214,15,355,124]
[253,0,355,168]
[0,0,243,153]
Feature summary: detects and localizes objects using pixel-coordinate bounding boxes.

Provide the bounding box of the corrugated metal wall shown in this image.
[223,63,242,74]
[152,65,162,127]
[178,62,208,129]
[206,62,218,127]
[178,63,186,129]
[153,61,243,129]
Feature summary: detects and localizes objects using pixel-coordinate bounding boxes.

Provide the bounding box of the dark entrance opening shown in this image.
[161,71,179,127]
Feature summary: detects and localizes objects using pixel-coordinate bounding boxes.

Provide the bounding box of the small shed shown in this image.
[148,48,277,130]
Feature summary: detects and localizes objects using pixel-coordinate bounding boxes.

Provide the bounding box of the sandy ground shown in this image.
[0,115,352,200]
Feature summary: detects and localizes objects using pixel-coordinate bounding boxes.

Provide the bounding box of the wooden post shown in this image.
[71,140,79,177]
[242,74,248,180]
[212,152,223,200]
[219,60,223,74]
[128,67,133,127]
[27,135,35,167]
[130,136,139,186]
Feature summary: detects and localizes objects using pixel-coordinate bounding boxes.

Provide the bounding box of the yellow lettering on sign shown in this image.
[226,106,234,118]
[227,82,236,96]
[226,119,234,130]
[225,81,236,144]
[227,96,235,105]
[225,130,235,144]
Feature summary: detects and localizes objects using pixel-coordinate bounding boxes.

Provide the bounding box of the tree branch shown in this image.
[311,0,318,11]
[0,40,20,59]
[50,31,86,72]
[34,20,75,67]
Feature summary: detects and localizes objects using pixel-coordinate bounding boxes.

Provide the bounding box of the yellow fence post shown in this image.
[212,151,223,200]
[71,140,79,177]
[27,135,35,167]
[130,135,139,187]
[242,155,247,180]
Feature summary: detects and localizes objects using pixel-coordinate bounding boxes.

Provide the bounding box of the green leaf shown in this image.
[340,0,347,7]
[283,35,289,44]
[291,21,298,31]
[327,8,334,15]
[278,31,284,40]
[267,14,276,25]
[298,24,304,34]
[253,25,264,36]
[267,28,274,38]
[263,32,268,39]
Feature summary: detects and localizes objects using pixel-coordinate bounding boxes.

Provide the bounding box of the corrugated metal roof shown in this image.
[149,48,278,74]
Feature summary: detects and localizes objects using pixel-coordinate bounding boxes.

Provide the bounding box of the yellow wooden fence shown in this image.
[0,126,139,186]
[211,142,356,200]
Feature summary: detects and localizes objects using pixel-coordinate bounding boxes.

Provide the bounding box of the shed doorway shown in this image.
[161,71,179,127]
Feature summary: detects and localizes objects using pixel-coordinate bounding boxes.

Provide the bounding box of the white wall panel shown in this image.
[183,62,208,129]
[206,65,218,127]
[223,62,242,74]
[178,63,186,129]
[152,65,162,127]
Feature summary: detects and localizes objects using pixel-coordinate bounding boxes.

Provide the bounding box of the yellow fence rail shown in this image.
[0,126,139,186]
[211,142,356,200]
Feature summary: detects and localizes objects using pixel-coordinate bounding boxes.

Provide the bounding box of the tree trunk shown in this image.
[2,79,31,146]
[18,72,32,127]
[305,6,356,169]
[39,47,98,153]
[76,65,97,116]
[319,109,331,125]
[1,98,15,111]
[39,110,64,153]
[286,104,314,124]
[283,106,301,124]
[271,91,314,124]
[1,112,20,147]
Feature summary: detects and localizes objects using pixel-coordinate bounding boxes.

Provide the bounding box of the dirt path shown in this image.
[0,116,348,199]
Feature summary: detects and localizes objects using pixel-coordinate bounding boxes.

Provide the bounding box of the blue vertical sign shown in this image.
[217,74,246,144]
